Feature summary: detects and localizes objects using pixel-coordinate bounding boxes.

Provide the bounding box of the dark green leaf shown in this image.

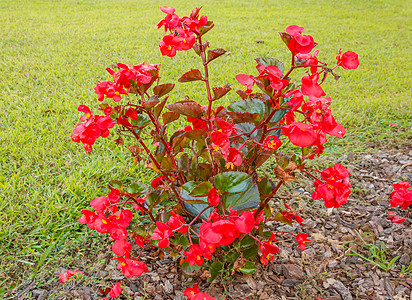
[174,232,190,247]
[223,250,240,263]
[255,57,285,73]
[215,171,251,194]
[276,155,289,169]
[126,182,148,194]
[208,261,223,282]
[240,235,256,248]
[242,244,258,259]
[227,98,265,119]
[146,189,168,206]
[270,109,287,123]
[222,182,260,211]
[234,123,258,141]
[189,181,213,197]
[258,178,273,196]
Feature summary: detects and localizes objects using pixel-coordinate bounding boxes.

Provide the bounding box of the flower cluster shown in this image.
[312,163,352,208]
[158,6,208,57]
[71,105,114,153]
[389,181,412,210]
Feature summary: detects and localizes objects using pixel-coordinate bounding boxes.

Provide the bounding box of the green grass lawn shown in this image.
[0,0,411,293]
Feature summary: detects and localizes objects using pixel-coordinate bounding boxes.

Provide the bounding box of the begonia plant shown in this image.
[69,6,361,299]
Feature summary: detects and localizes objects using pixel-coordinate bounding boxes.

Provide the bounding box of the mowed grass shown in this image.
[0,0,410,292]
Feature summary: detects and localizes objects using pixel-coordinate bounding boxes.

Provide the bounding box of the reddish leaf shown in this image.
[162,111,180,124]
[166,100,204,118]
[153,83,175,97]
[207,48,227,63]
[200,20,214,36]
[154,97,168,118]
[143,99,159,110]
[236,90,248,100]
[274,212,292,226]
[279,32,292,47]
[178,69,203,83]
[227,111,261,124]
[212,85,231,100]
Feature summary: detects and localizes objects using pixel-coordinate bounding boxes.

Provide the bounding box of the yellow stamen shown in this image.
[212,145,219,152]
[225,162,235,170]
[327,184,334,190]
[86,113,91,118]
[316,109,322,114]
[168,45,172,50]
[102,219,108,224]
[115,91,120,95]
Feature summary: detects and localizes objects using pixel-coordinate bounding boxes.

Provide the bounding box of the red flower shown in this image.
[59,270,83,283]
[78,210,98,230]
[109,282,122,298]
[151,175,166,189]
[112,238,132,257]
[286,25,314,54]
[159,34,178,57]
[157,6,180,32]
[167,211,188,234]
[281,203,304,224]
[151,221,173,248]
[187,116,208,130]
[224,147,242,170]
[193,293,216,300]
[282,122,317,148]
[116,258,148,278]
[263,135,282,150]
[312,163,351,208]
[184,284,200,299]
[296,49,321,74]
[236,74,255,93]
[260,235,280,265]
[266,65,289,90]
[389,181,412,210]
[336,49,359,70]
[184,244,205,266]
[207,188,221,206]
[388,211,405,224]
[234,211,255,234]
[94,81,127,102]
[212,220,240,245]
[301,74,325,97]
[296,233,311,251]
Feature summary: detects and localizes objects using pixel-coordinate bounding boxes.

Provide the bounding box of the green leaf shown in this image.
[208,261,223,282]
[276,155,289,169]
[182,261,201,275]
[270,109,287,123]
[108,179,123,190]
[227,98,265,120]
[166,101,203,118]
[131,114,151,128]
[255,57,285,73]
[273,212,292,226]
[126,182,148,194]
[234,123,258,141]
[214,171,251,194]
[240,235,256,248]
[223,250,240,263]
[181,182,211,218]
[222,182,260,211]
[178,153,190,171]
[174,232,190,247]
[239,261,256,275]
[242,244,258,260]
[258,178,273,196]
[146,189,168,206]
[189,181,213,197]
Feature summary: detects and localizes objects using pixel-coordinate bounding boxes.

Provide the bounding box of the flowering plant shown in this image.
[70,6,359,299]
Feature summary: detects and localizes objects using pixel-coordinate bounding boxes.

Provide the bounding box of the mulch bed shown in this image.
[12,149,412,300]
